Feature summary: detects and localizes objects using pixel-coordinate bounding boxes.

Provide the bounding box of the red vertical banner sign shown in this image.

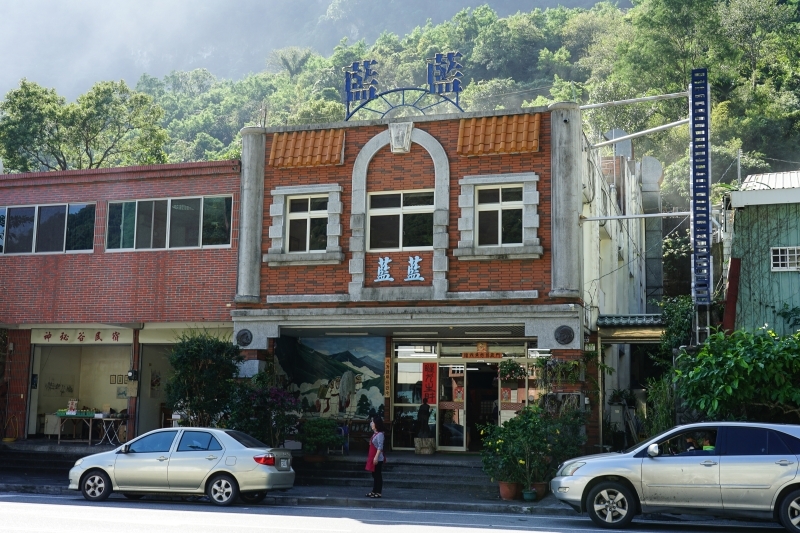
[422,363,437,404]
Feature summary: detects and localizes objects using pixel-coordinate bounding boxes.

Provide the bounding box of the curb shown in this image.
[0,483,579,516]
[268,493,582,516]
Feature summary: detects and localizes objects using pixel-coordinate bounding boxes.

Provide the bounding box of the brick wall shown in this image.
[0,161,241,324]
[257,115,554,306]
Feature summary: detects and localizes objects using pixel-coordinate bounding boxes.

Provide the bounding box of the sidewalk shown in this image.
[0,469,576,516]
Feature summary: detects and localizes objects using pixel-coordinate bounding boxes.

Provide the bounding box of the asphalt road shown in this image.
[0,492,785,533]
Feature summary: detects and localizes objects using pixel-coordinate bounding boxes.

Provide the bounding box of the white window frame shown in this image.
[265,184,343,266]
[0,202,97,255]
[105,195,232,252]
[285,195,330,254]
[454,172,542,261]
[367,189,435,252]
[771,246,800,271]
[475,185,524,247]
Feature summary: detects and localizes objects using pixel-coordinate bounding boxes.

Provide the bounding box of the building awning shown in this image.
[597,314,665,344]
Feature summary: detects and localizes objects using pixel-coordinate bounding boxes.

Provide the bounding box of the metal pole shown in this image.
[597,335,603,451]
[590,119,690,149]
[581,212,690,222]
[579,92,689,110]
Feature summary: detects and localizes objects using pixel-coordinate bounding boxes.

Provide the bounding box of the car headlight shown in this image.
[559,461,585,476]
[74,459,83,467]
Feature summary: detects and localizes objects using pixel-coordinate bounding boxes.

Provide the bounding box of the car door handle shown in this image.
[776,459,795,466]
[206,455,218,461]
[700,460,718,466]
[157,456,168,462]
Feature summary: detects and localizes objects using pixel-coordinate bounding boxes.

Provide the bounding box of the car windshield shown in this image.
[224,430,269,448]
[621,427,676,454]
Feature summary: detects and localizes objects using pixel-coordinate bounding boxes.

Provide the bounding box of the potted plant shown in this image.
[478,422,525,500]
[296,417,344,460]
[480,405,587,501]
[498,359,528,381]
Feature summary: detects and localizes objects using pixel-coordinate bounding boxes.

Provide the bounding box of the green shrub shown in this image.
[297,417,344,454]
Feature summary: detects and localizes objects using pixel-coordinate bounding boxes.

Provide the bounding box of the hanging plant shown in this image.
[498,359,528,381]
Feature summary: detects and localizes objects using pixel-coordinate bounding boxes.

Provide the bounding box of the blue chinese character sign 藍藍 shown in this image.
[343,53,464,121]
[427,51,463,102]
[344,60,379,116]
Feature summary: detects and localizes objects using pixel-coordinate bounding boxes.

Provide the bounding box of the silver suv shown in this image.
[551,422,800,530]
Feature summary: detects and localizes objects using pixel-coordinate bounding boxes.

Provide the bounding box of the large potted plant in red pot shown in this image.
[479,421,524,500]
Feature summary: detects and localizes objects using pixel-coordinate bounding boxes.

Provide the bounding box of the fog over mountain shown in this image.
[0,0,628,100]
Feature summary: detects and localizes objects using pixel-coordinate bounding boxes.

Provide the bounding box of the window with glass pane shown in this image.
[66,204,95,251]
[286,196,328,253]
[107,202,136,249]
[477,186,523,246]
[35,205,67,253]
[169,198,201,248]
[395,362,423,404]
[135,200,168,249]
[5,206,35,254]
[368,191,434,250]
[0,207,5,253]
[202,197,232,246]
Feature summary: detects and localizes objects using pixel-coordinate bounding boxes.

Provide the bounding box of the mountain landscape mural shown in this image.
[274,336,386,420]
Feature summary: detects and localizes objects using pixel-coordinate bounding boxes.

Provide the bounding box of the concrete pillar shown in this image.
[235,127,267,303]
[548,102,582,298]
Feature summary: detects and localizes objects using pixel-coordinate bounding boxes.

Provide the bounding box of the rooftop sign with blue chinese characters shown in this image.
[343,52,465,121]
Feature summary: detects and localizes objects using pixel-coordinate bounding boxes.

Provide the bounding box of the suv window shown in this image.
[656,428,718,456]
[725,427,768,455]
[177,431,223,452]
[224,430,269,448]
[129,431,178,453]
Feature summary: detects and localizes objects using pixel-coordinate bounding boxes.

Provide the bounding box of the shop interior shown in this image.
[27,344,130,439]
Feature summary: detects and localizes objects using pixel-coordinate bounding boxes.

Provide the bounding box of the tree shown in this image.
[718,0,794,89]
[165,331,243,427]
[0,80,167,172]
[227,372,300,447]
[674,328,800,421]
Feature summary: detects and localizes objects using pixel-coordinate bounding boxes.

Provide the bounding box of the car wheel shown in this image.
[81,470,112,502]
[206,474,239,506]
[779,489,800,531]
[239,491,267,504]
[586,481,635,529]
[123,493,144,500]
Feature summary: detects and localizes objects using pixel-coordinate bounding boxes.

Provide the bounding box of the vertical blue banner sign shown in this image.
[690,68,712,305]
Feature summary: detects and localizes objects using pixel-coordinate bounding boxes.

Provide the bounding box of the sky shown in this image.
[0,0,625,101]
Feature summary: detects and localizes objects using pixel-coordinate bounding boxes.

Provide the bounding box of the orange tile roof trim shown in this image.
[457,113,541,156]
[268,129,346,168]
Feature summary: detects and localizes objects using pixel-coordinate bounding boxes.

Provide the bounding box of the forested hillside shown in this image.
[2,0,798,211]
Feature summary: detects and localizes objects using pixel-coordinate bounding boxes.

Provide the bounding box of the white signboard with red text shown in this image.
[32,328,133,345]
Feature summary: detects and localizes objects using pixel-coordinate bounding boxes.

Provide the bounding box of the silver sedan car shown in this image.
[69,427,294,506]
[551,422,800,531]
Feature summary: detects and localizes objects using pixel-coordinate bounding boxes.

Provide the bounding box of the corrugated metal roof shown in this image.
[596,314,665,327]
[268,129,345,168]
[457,113,541,156]
[741,171,800,191]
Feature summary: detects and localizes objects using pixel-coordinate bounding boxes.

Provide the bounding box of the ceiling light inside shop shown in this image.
[464,331,512,335]
[325,332,369,336]
[392,331,438,335]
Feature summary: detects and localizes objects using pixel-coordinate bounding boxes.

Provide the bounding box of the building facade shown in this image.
[725,171,800,336]
[0,103,655,453]
[0,161,240,438]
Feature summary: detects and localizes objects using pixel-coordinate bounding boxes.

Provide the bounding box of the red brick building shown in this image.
[1,104,597,451]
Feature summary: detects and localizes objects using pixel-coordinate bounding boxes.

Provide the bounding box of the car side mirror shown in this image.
[119,444,130,454]
[647,443,659,457]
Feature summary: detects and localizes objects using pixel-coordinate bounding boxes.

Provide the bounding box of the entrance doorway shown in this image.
[465,363,497,451]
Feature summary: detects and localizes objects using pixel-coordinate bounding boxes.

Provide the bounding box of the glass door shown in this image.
[437,364,466,450]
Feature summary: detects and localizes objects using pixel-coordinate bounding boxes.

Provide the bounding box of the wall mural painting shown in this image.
[274,336,386,421]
